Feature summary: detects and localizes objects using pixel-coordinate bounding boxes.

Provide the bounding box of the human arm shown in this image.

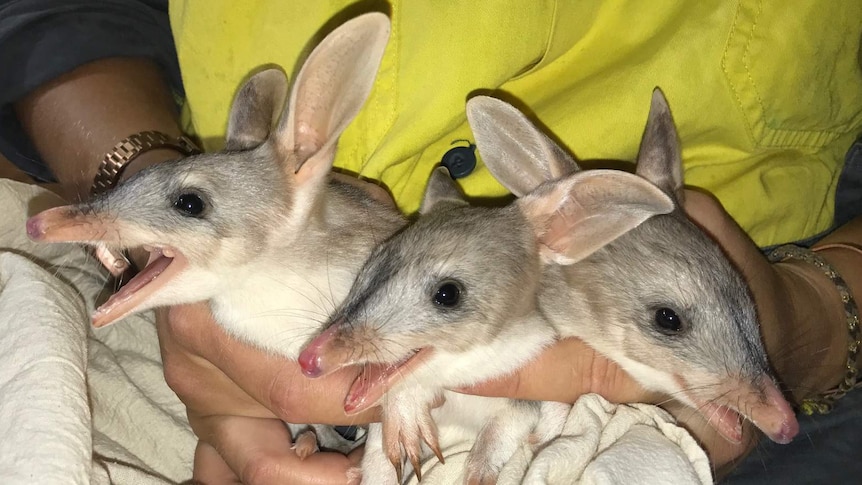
[14,57,183,198]
[0,0,182,190]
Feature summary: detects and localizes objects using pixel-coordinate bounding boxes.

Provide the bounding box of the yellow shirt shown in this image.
[170,0,862,247]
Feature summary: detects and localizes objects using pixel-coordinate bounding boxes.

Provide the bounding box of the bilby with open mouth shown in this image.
[26,13,405,459]
[299,91,799,484]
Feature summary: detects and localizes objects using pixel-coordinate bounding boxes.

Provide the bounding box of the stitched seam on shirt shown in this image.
[741,0,765,137]
[728,0,849,148]
[539,0,559,69]
[721,0,756,145]
[507,0,557,81]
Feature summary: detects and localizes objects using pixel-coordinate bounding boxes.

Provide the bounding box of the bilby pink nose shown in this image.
[26,206,76,241]
[755,379,799,444]
[26,216,45,240]
[24,205,108,243]
[298,325,340,378]
[298,349,323,377]
[689,374,800,445]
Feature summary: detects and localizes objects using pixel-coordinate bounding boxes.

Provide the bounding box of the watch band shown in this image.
[90,131,201,196]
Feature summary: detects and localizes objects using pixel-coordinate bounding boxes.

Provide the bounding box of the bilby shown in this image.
[26,13,405,457]
[467,92,799,446]
[298,90,799,484]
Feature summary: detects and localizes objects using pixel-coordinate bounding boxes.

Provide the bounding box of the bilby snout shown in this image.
[299,324,352,378]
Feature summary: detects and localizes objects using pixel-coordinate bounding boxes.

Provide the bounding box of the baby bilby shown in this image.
[298,90,800,483]
[26,13,404,457]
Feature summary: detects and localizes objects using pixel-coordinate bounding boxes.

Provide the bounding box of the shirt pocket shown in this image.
[722,0,862,149]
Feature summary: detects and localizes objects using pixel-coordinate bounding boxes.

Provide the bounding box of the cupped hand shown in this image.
[455,335,658,404]
[157,303,379,484]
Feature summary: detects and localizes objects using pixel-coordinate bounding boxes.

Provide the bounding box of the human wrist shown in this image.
[765,254,853,402]
[809,243,862,375]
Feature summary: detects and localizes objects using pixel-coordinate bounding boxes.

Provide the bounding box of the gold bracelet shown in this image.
[767,243,861,415]
[91,131,200,196]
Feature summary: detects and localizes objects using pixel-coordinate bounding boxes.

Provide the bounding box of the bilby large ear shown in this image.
[466,96,580,197]
[635,88,685,204]
[420,166,468,214]
[276,12,390,186]
[225,69,289,151]
[519,170,674,264]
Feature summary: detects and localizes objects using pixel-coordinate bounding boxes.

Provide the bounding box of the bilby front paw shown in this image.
[381,392,445,482]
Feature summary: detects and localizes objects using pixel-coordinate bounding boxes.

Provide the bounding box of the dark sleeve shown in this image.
[0,0,181,182]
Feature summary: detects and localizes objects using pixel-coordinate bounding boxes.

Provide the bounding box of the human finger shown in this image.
[453,337,658,404]
[200,415,360,485]
[158,302,380,425]
[193,439,242,484]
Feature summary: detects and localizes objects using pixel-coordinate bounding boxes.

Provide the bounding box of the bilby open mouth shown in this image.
[695,400,745,444]
[343,347,434,414]
[690,393,797,445]
[92,245,188,327]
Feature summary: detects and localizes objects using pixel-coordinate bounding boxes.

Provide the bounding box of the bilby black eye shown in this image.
[174,193,206,217]
[433,281,462,308]
[654,307,684,334]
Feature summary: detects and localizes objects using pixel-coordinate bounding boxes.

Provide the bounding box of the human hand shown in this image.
[456,336,657,405]
[157,302,379,484]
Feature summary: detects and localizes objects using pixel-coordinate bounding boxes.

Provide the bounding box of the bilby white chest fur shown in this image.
[207,179,398,357]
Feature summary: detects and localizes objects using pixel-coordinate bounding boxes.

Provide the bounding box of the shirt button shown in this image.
[440,142,477,179]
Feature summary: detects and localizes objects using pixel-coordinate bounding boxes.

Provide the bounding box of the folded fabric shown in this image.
[407,394,712,484]
[0,180,195,485]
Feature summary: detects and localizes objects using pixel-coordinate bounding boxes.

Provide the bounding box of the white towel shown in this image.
[408,394,712,485]
[0,180,195,485]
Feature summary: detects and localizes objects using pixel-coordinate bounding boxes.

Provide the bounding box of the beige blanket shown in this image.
[0,180,195,484]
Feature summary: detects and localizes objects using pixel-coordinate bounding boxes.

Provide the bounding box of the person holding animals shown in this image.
[1,1,861,483]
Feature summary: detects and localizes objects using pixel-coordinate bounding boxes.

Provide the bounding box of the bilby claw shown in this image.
[418,416,444,465]
[407,443,423,481]
[384,414,405,481]
[380,390,444,482]
[429,441,445,465]
[394,460,404,484]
